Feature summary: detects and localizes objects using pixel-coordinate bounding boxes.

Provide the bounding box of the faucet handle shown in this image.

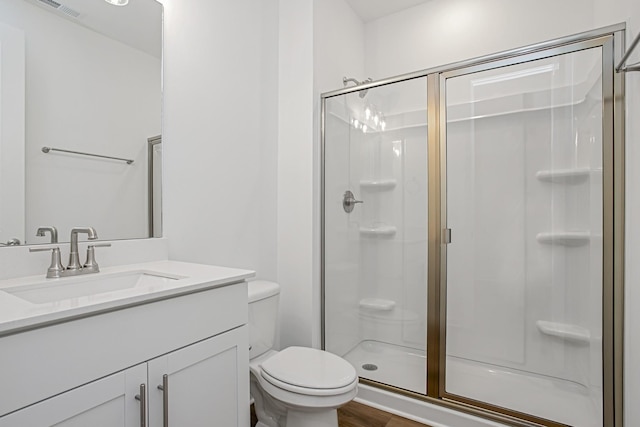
[29,246,65,278]
[29,245,59,252]
[89,243,112,248]
[84,243,111,272]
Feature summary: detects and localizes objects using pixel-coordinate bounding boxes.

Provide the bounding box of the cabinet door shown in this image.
[0,364,147,427]
[148,326,249,427]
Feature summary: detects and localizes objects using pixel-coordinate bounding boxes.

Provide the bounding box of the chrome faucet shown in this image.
[68,227,98,270]
[36,226,58,243]
[29,226,111,278]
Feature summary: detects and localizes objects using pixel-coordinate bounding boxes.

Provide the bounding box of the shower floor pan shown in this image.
[343,340,600,427]
[344,340,427,394]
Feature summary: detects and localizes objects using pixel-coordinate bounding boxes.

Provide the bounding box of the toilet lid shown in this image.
[260,347,357,390]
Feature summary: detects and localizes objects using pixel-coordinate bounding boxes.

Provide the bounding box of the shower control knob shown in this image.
[343,190,364,213]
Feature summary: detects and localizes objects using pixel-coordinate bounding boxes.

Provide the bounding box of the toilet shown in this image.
[248,280,358,427]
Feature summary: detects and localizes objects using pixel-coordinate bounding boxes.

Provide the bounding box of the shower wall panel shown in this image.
[324,96,361,358]
[354,84,428,352]
[446,112,527,365]
[444,49,603,426]
[324,78,428,394]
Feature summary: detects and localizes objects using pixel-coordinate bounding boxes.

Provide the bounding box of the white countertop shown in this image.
[0,260,255,336]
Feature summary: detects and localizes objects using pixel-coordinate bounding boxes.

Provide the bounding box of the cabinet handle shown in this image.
[134,383,147,427]
[157,374,169,427]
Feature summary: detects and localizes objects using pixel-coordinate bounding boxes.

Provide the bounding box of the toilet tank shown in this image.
[248,280,280,359]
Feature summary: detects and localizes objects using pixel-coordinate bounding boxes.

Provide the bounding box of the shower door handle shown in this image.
[343,190,363,213]
[443,228,452,244]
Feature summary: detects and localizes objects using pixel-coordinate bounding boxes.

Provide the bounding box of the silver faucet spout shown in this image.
[68,227,98,270]
[36,226,59,243]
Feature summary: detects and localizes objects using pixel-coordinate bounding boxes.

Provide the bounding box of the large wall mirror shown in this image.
[0,0,162,246]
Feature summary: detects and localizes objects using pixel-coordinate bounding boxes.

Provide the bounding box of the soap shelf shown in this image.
[359,225,397,237]
[360,179,397,191]
[536,231,590,246]
[359,298,396,311]
[536,320,590,344]
[536,168,590,184]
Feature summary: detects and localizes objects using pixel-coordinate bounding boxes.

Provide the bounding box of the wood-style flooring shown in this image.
[250,401,430,427]
[338,401,430,427]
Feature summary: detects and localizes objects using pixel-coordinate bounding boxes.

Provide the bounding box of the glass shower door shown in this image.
[323,77,429,394]
[443,47,604,426]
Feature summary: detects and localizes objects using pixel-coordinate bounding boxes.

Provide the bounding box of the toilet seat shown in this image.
[259,347,357,396]
[261,370,357,397]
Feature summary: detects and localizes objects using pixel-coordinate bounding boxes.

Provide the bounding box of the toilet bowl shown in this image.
[248,281,358,427]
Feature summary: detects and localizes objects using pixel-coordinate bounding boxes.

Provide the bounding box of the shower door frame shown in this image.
[320,23,625,427]
[430,31,624,427]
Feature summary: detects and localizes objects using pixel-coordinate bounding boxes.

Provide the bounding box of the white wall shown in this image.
[161,0,363,351]
[0,0,160,244]
[364,0,595,79]
[276,0,315,348]
[313,0,365,94]
[162,0,279,280]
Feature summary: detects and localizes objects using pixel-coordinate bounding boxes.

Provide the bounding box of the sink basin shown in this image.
[4,271,183,304]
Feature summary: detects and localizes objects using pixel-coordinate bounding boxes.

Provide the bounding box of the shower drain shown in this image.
[362,363,378,371]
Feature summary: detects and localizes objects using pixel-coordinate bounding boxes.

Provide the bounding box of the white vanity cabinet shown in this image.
[0,266,252,427]
[0,364,148,427]
[0,327,247,427]
[147,327,246,426]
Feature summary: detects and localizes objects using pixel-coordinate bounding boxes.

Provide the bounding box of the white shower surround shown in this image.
[324,45,604,426]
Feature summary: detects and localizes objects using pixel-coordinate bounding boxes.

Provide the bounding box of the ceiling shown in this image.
[343,0,432,23]
[24,0,162,58]
[25,0,431,57]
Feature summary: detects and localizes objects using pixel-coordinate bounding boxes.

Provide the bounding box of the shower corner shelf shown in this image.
[535,168,590,184]
[359,179,397,191]
[359,298,396,311]
[536,320,590,344]
[536,231,590,246]
[359,225,397,237]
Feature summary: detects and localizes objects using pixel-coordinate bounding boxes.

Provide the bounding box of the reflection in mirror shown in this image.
[0,0,162,246]
[148,135,162,238]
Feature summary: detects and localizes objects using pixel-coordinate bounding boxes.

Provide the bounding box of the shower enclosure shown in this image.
[321,25,624,427]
